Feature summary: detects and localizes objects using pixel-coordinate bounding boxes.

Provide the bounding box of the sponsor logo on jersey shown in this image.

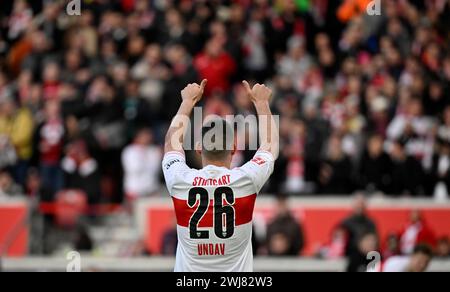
[165,159,181,170]
[251,156,266,165]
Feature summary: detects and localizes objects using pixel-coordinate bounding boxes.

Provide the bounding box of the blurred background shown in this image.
[0,0,450,272]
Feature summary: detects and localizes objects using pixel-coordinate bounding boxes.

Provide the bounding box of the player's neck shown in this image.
[202,158,231,169]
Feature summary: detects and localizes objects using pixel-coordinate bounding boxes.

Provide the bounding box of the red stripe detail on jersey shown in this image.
[172,194,256,228]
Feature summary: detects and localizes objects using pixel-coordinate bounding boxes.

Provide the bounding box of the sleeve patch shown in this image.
[251,156,267,165]
[164,159,181,170]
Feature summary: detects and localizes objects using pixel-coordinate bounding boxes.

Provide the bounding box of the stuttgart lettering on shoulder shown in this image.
[192,175,231,186]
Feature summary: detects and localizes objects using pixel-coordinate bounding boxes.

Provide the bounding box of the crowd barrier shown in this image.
[2,256,450,272]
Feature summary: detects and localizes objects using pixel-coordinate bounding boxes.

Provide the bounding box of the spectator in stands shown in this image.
[242,6,269,83]
[61,140,101,205]
[163,43,199,120]
[346,232,378,272]
[122,79,153,141]
[34,100,64,196]
[429,137,450,199]
[193,37,236,97]
[318,134,354,194]
[158,8,190,47]
[0,126,17,171]
[0,92,34,185]
[399,210,436,255]
[340,194,378,257]
[266,194,304,256]
[24,167,41,198]
[389,140,425,196]
[387,98,435,161]
[383,244,433,272]
[121,128,162,200]
[284,118,307,194]
[85,75,125,151]
[382,233,401,260]
[424,79,448,117]
[438,106,450,145]
[6,0,32,42]
[316,226,346,259]
[131,43,169,109]
[359,134,392,194]
[436,237,450,258]
[85,74,126,202]
[24,167,53,203]
[42,61,61,101]
[277,36,314,95]
[0,169,22,197]
[303,102,330,189]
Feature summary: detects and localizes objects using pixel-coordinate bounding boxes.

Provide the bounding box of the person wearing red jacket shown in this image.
[399,210,437,255]
[193,37,236,98]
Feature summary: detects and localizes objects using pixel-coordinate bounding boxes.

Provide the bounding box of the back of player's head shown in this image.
[201,117,235,161]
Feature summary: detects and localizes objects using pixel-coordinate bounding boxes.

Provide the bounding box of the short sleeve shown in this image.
[239,150,275,193]
[162,151,191,194]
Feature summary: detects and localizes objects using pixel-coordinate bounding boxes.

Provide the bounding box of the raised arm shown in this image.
[242,81,279,160]
[164,79,207,155]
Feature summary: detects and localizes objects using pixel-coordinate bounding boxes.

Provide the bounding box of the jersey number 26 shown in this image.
[188,186,235,239]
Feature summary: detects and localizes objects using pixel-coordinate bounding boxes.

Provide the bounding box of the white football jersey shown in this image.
[162,150,274,272]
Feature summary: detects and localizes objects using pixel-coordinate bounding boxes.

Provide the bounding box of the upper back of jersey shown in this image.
[162,150,274,272]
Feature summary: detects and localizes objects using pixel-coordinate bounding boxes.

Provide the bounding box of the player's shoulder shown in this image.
[252,150,276,163]
[162,152,199,187]
[234,151,275,174]
[165,165,199,190]
[195,165,249,184]
[229,162,254,183]
[162,151,187,168]
[162,151,185,161]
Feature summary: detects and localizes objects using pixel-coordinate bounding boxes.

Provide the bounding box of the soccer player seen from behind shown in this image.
[162,79,279,272]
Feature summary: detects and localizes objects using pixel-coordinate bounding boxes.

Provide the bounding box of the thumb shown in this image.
[200,79,208,90]
[242,80,252,94]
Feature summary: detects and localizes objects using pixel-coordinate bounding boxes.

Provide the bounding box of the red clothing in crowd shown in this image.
[40,120,64,165]
[193,51,236,97]
[43,81,60,100]
[399,220,436,254]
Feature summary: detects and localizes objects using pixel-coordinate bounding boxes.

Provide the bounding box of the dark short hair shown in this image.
[413,244,433,257]
[201,117,234,160]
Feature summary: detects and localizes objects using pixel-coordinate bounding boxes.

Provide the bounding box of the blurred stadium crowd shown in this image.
[0,0,450,263]
[257,194,449,272]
